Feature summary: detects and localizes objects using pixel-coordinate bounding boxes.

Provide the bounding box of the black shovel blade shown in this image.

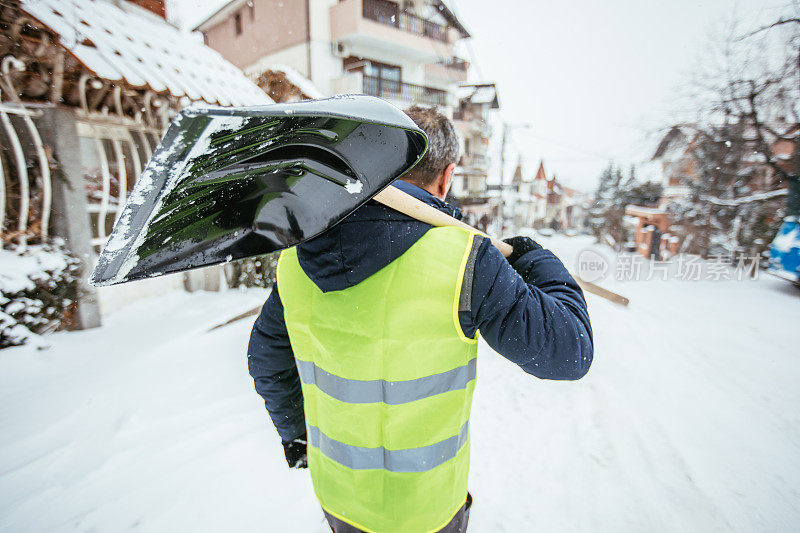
[90,95,427,286]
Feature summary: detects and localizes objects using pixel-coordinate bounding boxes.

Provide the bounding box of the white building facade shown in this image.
[196,0,472,111]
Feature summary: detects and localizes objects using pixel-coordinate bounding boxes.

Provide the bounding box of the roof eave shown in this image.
[193,0,247,32]
[435,1,471,39]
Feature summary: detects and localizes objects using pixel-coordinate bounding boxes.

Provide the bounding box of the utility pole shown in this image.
[498,122,533,232]
[500,123,508,186]
[499,122,533,185]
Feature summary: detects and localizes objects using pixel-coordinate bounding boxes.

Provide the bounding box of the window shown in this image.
[234,12,242,36]
[345,57,403,96]
[363,60,401,92]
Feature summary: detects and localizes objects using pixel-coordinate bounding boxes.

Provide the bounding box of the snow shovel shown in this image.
[90,94,628,306]
[90,95,428,286]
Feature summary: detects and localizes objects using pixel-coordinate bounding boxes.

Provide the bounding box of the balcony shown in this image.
[425,57,469,83]
[458,152,489,172]
[438,57,469,71]
[362,75,447,106]
[331,0,456,61]
[362,0,448,42]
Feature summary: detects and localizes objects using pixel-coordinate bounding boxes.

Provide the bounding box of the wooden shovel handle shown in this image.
[373,186,514,257]
[373,185,630,306]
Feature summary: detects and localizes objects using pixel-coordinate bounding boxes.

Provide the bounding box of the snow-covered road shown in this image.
[1,236,798,532]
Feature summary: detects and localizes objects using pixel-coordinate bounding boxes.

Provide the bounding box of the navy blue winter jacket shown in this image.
[248,180,593,442]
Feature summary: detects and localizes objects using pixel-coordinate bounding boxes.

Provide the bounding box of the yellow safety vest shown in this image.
[277,226,480,532]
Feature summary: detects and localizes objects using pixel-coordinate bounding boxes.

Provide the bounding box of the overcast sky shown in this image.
[449,0,794,190]
[170,0,790,191]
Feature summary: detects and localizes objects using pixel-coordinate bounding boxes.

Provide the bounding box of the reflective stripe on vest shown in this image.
[277,226,480,533]
[307,421,470,473]
[295,357,477,405]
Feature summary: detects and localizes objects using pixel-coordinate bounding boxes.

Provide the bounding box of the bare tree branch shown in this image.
[738,17,800,40]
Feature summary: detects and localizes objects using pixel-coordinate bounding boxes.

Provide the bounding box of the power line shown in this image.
[449,0,485,80]
[515,130,617,161]
[464,39,484,80]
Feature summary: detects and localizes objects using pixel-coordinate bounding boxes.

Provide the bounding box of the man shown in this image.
[248,106,593,532]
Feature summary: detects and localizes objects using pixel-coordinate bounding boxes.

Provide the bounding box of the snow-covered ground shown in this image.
[1,236,798,532]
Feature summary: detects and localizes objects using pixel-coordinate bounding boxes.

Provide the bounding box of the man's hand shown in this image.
[282,436,308,469]
[502,236,542,266]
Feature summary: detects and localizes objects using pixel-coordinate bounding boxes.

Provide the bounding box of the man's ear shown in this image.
[438,163,457,199]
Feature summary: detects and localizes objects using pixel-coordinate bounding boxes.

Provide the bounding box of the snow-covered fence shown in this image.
[75,121,162,252]
[0,101,163,256]
[0,0,272,334]
[0,101,51,250]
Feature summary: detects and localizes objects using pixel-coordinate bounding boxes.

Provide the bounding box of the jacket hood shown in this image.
[296,180,462,292]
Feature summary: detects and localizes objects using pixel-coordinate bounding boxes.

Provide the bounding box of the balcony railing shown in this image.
[362,0,448,42]
[362,75,447,106]
[437,57,469,71]
[459,153,489,170]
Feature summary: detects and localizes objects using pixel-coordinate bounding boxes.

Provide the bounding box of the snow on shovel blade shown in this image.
[90,95,427,287]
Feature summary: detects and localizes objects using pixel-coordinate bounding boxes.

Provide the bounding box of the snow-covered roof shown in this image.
[472,87,497,104]
[265,64,325,99]
[652,125,698,160]
[21,0,270,107]
[456,84,500,108]
[637,158,663,184]
[533,161,547,181]
[625,205,667,217]
[193,0,247,32]
[435,0,471,38]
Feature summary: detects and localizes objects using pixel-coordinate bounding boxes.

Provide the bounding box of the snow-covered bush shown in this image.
[0,241,81,349]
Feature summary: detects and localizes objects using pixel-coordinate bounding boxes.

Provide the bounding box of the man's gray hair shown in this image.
[404,106,461,187]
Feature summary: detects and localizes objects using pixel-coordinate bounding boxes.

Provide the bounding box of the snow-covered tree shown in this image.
[590,164,660,250]
[668,7,800,256]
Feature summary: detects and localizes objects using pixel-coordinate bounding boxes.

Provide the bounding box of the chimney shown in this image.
[127,0,166,18]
